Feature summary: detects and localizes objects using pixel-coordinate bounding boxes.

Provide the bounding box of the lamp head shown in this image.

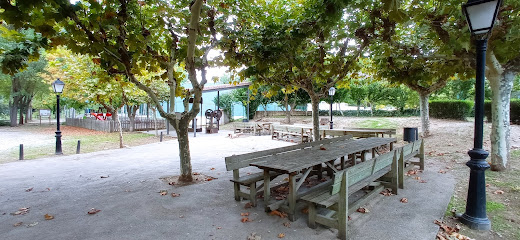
[462,0,501,38]
[328,87,336,96]
[52,78,65,94]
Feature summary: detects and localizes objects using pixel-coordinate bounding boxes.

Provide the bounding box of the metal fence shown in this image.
[66,117,166,132]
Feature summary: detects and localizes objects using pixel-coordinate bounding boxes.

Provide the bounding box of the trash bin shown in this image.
[403,127,418,142]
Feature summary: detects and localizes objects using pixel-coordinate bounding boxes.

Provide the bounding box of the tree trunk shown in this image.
[356,100,361,116]
[284,93,291,124]
[112,110,124,148]
[486,52,513,171]
[126,105,138,132]
[9,99,17,127]
[419,92,430,137]
[152,107,158,136]
[310,94,320,141]
[176,120,193,182]
[18,105,24,125]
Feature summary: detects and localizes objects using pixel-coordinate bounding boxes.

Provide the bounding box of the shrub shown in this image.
[318,109,420,117]
[483,99,520,125]
[429,100,474,120]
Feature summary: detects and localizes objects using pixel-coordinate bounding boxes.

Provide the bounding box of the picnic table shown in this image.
[250,137,396,221]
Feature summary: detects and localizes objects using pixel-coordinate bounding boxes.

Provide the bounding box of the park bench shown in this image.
[271,125,312,143]
[301,149,400,240]
[233,122,261,135]
[397,138,425,189]
[225,135,353,206]
[341,127,397,138]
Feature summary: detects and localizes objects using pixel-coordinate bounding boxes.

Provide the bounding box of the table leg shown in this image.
[340,156,345,169]
[263,169,271,212]
[288,173,297,221]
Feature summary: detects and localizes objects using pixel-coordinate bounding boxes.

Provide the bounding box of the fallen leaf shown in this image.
[319,146,327,150]
[171,193,180,197]
[493,190,504,194]
[419,180,428,183]
[269,210,288,218]
[485,184,490,187]
[46,188,51,191]
[283,178,289,181]
[11,207,30,216]
[283,222,291,228]
[210,168,216,170]
[241,212,250,216]
[44,214,54,220]
[217,227,222,229]
[168,182,175,185]
[13,222,23,227]
[206,178,214,182]
[87,208,101,215]
[179,215,184,218]
[25,188,33,192]
[414,176,421,180]
[356,207,369,213]
[247,232,261,240]
[26,222,38,227]
[159,190,168,195]
[193,172,200,175]
[100,175,109,178]
[400,198,408,203]
[241,217,251,222]
[438,170,447,174]
[380,189,394,196]
[348,216,352,221]
[301,208,309,214]
[244,202,253,209]
[277,233,285,238]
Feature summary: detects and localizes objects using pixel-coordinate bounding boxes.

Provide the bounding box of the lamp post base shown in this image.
[329,121,333,130]
[459,213,491,230]
[55,131,63,155]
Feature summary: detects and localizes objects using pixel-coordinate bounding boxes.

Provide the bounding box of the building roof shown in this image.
[201,82,251,92]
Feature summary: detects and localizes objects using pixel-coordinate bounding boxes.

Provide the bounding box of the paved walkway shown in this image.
[0,131,454,240]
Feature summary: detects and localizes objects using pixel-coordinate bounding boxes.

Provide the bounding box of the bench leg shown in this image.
[419,139,425,170]
[288,173,297,221]
[249,182,257,207]
[308,203,317,229]
[398,150,405,189]
[340,156,345,170]
[234,183,241,201]
[263,170,271,212]
[338,171,349,240]
[316,164,323,180]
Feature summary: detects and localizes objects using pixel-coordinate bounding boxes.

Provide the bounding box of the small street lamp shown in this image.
[328,87,336,129]
[52,79,65,155]
[460,0,501,230]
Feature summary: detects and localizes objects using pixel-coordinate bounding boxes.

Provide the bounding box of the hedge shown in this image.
[318,109,420,117]
[429,100,474,120]
[485,99,520,124]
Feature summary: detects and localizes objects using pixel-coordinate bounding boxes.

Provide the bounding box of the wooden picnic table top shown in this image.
[337,128,394,133]
[250,137,396,174]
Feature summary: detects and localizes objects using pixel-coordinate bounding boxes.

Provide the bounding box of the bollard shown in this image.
[76,140,81,154]
[19,144,24,160]
[160,132,163,142]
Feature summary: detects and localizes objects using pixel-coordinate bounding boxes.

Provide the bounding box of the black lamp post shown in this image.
[328,87,335,129]
[460,0,501,230]
[52,79,65,155]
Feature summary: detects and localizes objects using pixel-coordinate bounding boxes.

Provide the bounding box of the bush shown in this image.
[429,100,474,120]
[318,109,420,117]
[484,99,520,125]
[512,100,520,124]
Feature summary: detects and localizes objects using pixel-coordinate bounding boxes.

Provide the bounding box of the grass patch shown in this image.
[355,118,399,129]
[486,169,520,191]
[445,195,466,216]
[4,132,159,162]
[511,149,520,158]
[486,201,505,212]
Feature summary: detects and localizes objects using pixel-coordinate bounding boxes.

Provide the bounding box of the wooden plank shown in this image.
[251,138,397,173]
[338,170,348,240]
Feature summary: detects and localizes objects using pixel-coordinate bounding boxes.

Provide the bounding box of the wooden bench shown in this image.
[225,135,353,206]
[301,149,400,240]
[234,122,262,135]
[397,138,425,189]
[271,125,312,143]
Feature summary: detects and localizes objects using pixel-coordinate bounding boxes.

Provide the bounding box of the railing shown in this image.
[66,117,166,132]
